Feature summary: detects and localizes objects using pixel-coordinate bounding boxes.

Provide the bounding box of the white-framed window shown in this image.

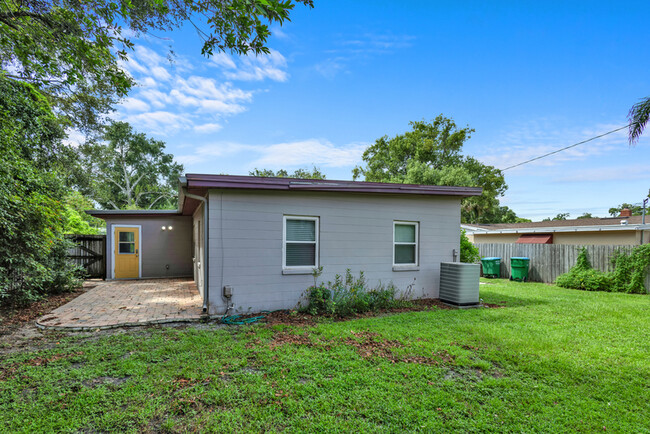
[283,216,319,269]
[393,221,419,266]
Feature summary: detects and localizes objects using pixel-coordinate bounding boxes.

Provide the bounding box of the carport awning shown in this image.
[516,234,553,244]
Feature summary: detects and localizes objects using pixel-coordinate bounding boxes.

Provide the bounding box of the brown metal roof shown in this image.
[516,234,553,244]
[467,215,644,230]
[184,174,483,197]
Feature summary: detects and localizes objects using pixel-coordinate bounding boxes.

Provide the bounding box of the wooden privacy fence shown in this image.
[65,234,106,279]
[476,243,639,284]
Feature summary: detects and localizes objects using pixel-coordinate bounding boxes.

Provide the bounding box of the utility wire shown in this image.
[501,124,632,171]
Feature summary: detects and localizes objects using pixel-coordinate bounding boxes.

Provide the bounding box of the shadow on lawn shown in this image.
[480,290,551,309]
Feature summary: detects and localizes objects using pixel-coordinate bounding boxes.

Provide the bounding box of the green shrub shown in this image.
[556,268,612,292]
[556,248,612,292]
[460,229,480,263]
[0,79,84,307]
[304,269,411,317]
[556,246,650,294]
[610,244,650,294]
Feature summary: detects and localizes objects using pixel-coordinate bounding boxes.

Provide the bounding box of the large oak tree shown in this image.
[79,121,183,210]
[353,116,523,224]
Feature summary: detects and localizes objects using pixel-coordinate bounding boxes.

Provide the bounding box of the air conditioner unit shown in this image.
[439,262,480,306]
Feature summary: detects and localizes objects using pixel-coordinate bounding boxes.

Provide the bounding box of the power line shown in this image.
[501,124,632,171]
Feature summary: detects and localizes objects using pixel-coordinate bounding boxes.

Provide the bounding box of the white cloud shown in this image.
[150,66,172,81]
[251,139,366,168]
[122,111,193,135]
[210,50,289,82]
[476,120,639,172]
[115,45,288,137]
[555,164,649,183]
[119,97,150,112]
[194,123,223,134]
[63,129,86,148]
[211,52,237,69]
[314,57,347,79]
[271,26,289,40]
[178,139,367,170]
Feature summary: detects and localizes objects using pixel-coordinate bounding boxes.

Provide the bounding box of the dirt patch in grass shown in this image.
[270,331,317,349]
[270,329,456,366]
[0,284,93,336]
[83,376,130,388]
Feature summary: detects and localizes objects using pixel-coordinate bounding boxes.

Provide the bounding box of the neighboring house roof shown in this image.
[464,216,650,234]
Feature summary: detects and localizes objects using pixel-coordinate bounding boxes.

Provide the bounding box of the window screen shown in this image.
[394,222,418,265]
[284,217,318,268]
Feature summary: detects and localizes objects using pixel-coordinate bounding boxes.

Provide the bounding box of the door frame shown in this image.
[110,224,142,279]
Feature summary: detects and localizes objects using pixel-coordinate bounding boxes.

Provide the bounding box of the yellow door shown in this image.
[114,227,139,278]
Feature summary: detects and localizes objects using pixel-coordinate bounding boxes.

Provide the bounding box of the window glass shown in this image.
[393,222,418,265]
[119,232,134,242]
[395,224,415,243]
[284,217,318,268]
[286,219,315,242]
[394,244,416,264]
[119,242,135,254]
[286,243,316,266]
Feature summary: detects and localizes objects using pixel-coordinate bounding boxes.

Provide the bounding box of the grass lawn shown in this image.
[1,279,649,432]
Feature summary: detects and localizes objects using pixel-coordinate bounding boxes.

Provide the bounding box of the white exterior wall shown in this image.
[206,189,461,315]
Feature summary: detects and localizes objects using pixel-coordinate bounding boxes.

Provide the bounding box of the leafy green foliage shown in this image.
[352,116,520,224]
[576,213,596,219]
[62,191,104,235]
[304,269,410,316]
[0,78,82,306]
[79,121,183,210]
[556,246,650,294]
[556,248,612,291]
[460,230,480,263]
[542,213,570,221]
[608,202,645,217]
[628,96,650,145]
[0,0,313,132]
[609,245,650,294]
[249,166,326,179]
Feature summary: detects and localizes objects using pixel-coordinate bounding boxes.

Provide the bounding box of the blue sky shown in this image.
[110,1,650,221]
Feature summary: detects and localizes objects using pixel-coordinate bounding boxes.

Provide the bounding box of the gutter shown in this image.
[473,224,650,235]
[180,181,209,314]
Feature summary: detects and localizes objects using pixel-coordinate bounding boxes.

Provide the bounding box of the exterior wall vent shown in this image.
[439,262,480,306]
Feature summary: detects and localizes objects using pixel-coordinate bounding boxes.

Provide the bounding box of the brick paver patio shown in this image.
[37,278,204,330]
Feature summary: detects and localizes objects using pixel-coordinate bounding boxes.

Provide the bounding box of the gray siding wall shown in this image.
[207,190,461,314]
[105,216,193,279]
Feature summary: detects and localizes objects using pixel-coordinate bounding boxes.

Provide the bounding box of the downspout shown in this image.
[181,186,209,313]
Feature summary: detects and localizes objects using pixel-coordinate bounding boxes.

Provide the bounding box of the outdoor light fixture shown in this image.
[168,226,173,231]
[161,226,166,231]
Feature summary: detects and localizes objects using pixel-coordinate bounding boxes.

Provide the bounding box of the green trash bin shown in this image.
[510,257,530,282]
[481,257,501,278]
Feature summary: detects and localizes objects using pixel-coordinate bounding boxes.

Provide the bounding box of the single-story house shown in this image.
[88,174,482,315]
[463,209,650,246]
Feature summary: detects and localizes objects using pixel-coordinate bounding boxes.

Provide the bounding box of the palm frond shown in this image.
[628,96,650,145]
